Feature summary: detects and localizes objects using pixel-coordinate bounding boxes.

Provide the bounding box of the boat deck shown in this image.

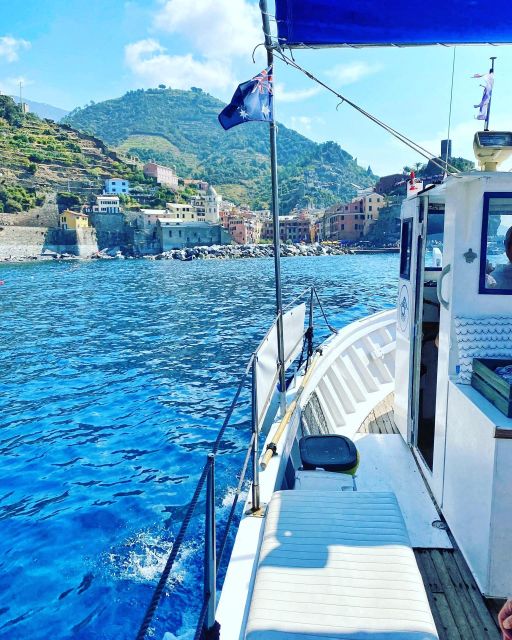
[359,394,503,640]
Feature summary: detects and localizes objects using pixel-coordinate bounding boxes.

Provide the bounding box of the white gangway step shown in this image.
[245,490,438,639]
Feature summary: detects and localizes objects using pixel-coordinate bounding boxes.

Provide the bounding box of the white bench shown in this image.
[245,490,438,639]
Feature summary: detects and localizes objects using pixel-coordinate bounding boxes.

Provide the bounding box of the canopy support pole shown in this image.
[260,0,287,416]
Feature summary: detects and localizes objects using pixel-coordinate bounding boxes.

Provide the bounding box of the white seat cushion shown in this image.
[295,469,355,492]
[245,490,438,639]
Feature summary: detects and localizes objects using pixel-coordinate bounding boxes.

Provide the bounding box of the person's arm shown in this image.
[498,599,512,640]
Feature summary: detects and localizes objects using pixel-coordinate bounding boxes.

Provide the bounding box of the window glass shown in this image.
[400,218,413,280]
[480,195,512,293]
[425,208,444,269]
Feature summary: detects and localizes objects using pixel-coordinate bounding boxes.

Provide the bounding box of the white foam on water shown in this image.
[221,484,248,509]
[107,529,197,586]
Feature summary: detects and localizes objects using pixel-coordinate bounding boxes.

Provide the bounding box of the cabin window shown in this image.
[480,193,512,294]
[425,206,444,269]
[400,218,413,280]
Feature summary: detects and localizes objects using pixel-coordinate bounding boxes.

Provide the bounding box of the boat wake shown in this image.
[107,530,196,587]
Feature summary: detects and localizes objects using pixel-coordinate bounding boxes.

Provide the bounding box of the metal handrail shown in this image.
[135,288,336,640]
[134,352,257,640]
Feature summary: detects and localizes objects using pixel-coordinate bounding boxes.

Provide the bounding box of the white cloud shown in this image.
[125,0,265,97]
[124,38,235,93]
[0,36,30,63]
[326,61,381,86]
[153,0,262,60]
[274,83,320,103]
[288,115,325,136]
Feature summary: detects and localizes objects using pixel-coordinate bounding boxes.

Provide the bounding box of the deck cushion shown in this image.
[245,490,438,639]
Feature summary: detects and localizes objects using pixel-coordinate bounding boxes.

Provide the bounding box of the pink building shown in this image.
[143,163,179,189]
[221,210,262,244]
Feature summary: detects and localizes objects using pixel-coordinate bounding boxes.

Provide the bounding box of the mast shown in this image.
[484,56,497,132]
[259,0,287,414]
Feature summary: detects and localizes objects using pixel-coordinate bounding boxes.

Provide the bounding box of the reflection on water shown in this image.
[0,255,398,639]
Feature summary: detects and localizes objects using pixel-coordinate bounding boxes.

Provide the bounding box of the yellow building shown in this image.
[60,209,89,230]
[360,192,386,222]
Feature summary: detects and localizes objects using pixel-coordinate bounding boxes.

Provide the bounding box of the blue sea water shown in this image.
[0,254,398,640]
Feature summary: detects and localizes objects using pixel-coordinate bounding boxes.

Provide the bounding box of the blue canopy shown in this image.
[275,0,512,47]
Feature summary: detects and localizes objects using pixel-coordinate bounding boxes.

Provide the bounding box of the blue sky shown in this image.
[1,0,511,176]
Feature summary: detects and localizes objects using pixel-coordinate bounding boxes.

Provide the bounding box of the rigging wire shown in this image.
[445,47,457,174]
[272,48,462,176]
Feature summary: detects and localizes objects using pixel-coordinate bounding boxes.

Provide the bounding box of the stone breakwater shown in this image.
[148,243,348,261]
[1,243,350,263]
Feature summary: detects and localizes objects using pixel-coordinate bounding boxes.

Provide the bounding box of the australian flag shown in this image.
[218,66,273,130]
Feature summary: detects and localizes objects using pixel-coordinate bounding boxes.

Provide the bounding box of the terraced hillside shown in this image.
[0,96,145,212]
[64,87,377,212]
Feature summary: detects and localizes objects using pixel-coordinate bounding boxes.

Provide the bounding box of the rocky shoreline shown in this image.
[0,242,399,264]
[147,242,350,261]
[0,242,355,263]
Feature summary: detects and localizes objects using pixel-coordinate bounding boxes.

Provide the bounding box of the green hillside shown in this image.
[0,95,147,212]
[64,87,377,212]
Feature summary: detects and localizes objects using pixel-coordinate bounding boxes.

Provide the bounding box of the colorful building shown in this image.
[104,178,129,195]
[86,195,120,214]
[143,162,179,189]
[166,203,197,222]
[324,192,386,242]
[190,185,222,223]
[60,210,89,230]
[260,214,315,244]
[227,215,262,244]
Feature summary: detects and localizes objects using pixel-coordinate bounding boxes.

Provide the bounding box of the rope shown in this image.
[273,49,462,177]
[212,356,253,455]
[313,288,338,335]
[135,457,213,640]
[193,598,210,640]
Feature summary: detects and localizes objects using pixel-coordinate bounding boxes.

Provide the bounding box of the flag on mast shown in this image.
[473,68,494,121]
[218,66,273,130]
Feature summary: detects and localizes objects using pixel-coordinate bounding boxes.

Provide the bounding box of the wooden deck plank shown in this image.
[413,547,502,640]
[415,548,442,593]
[430,549,477,639]
[430,592,463,640]
[451,548,504,636]
[358,393,399,434]
[438,549,494,640]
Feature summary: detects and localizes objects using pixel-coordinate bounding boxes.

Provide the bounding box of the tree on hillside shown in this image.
[57,192,83,211]
[0,95,23,126]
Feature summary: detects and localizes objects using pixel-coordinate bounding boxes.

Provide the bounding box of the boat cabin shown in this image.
[395,133,512,597]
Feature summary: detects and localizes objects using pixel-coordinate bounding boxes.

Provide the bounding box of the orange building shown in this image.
[324,192,386,242]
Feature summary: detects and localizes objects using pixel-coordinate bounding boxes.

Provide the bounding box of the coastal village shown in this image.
[14,158,403,261]
[57,165,398,258]
[0,93,458,261]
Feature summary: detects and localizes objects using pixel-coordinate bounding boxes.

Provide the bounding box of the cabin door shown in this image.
[410,199,445,472]
[394,196,423,441]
